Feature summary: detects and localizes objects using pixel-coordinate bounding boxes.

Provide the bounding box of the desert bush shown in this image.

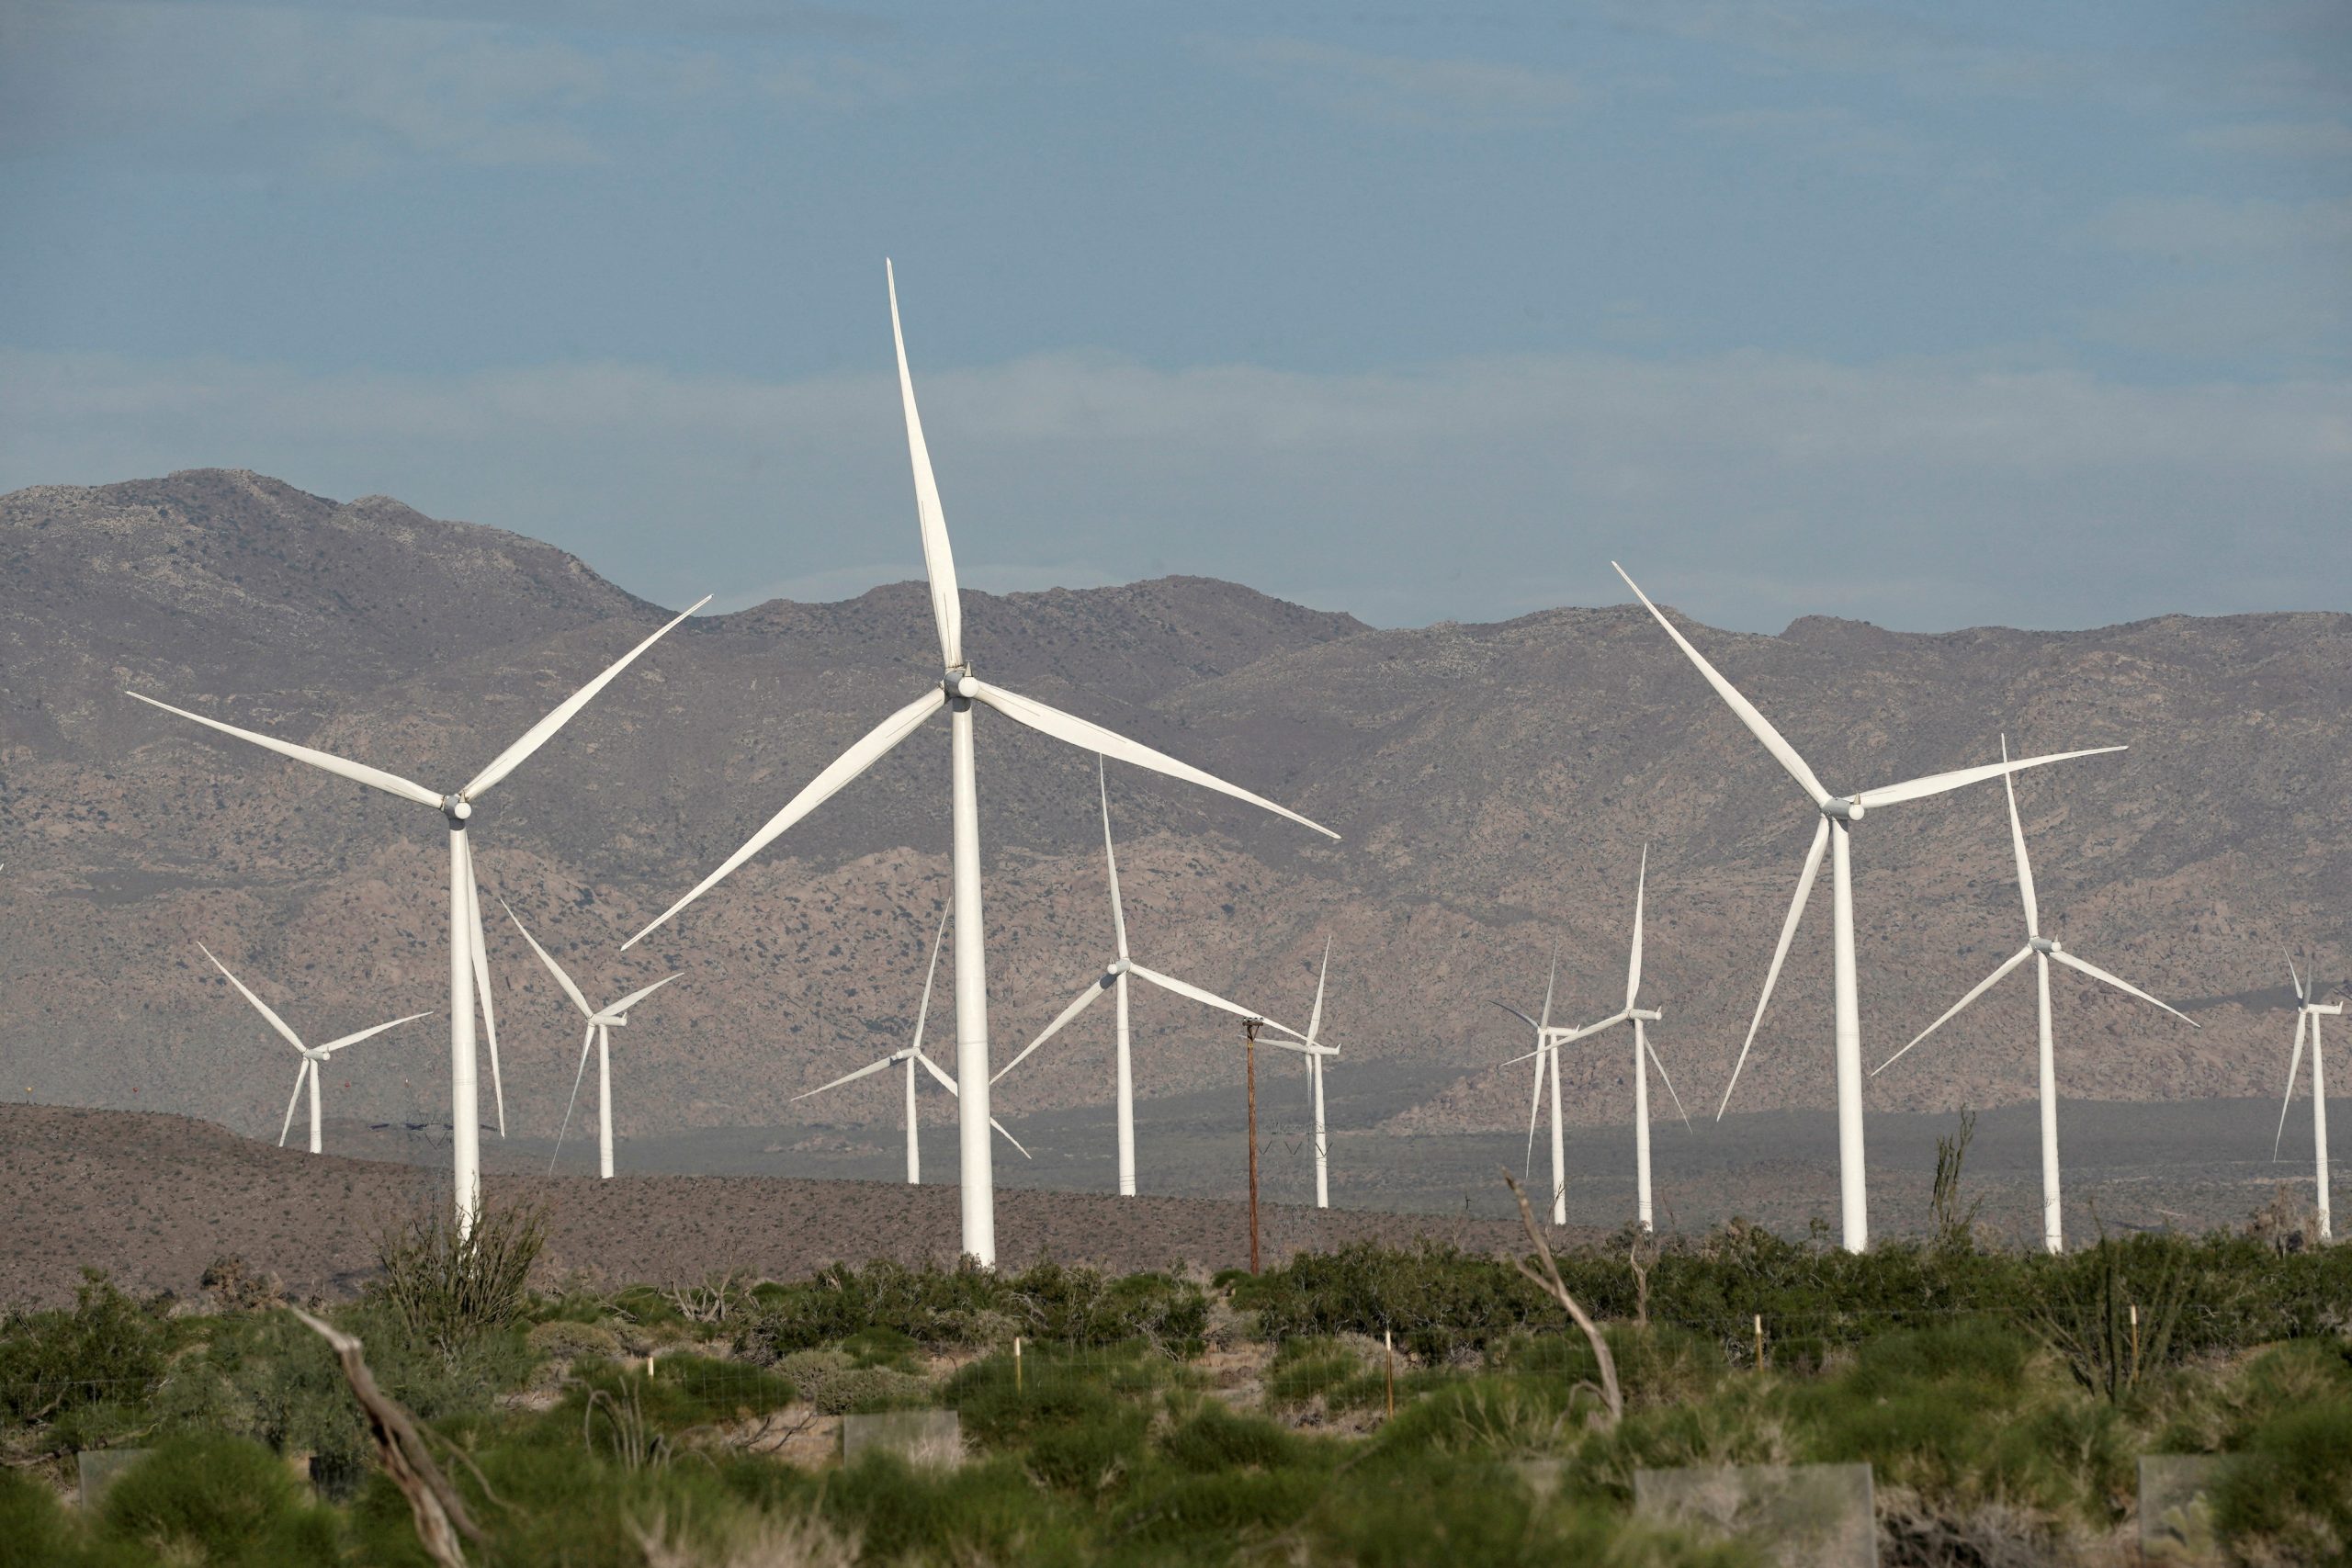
[371,1199,547,1361]
[146,1307,372,1497]
[826,1451,1090,1565]
[95,1432,339,1566]
[0,1271,167,1442]
[739,1258,1206,1359]
[774,1349,926,1416]
[526,1317,622,1360]
[2210,1397,2352,1566]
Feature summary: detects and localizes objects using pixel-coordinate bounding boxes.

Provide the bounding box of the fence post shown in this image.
[1013,1336,1023,1394]
[1384,1328,1396,1420]
[1753,1314,1765,1371]
[2129,1303,2140,1386]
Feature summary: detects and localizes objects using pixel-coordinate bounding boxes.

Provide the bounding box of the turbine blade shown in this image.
[1126,962,1295,1037]
[1523,1046,1544,1184]
[1539,943,1558,1031]
[792,1054,899,1100]
[315,1011,433,1055]
[1873,946,2033,1076]
[2049,949,2198,1029]
[624,688,946,948]
[459,833,504,1137]
[1099,757,1129,960]
[886,259,964,670]
[1306,936,1331,1046]
[128,694,441,807]
[594,973,684,1024]
[460,596,709,799]
[2288,950,2305,1003]
[1853,746,2125,810]
[1565,1009,1633,1043]
[198,942,306,1054]
[914,1049,960,1096]
[1626,845,1647,1011]
[502,900,593,1018]
[548,1023,595,1175]
[970,680,1338,840]
[990,1117,1032,1159]
[1999,737,2041,938]
[992,975,1110,1085]
[278,1062,308,1148]
[2276,1010,2307,1158]
[1718,817,1830,1119]
[1641,1023,1692,1131]
[1491,1000,1541,1033]
[1611,564,1831,807]
[911,905,949,1056]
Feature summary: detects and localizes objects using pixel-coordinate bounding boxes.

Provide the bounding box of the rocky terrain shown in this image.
[2,469,2346,1179]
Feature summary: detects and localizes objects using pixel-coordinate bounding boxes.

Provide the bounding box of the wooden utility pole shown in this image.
[1245,1017,1261,1275]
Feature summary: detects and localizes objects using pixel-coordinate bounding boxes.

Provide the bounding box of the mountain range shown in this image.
[4,469,2345,1163]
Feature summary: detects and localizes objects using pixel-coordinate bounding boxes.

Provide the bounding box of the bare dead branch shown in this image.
[290,1307,481,1568]
[1502,1169,1622,1429]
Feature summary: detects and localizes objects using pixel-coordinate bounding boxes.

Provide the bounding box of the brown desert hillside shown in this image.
[1,470,2344,1164]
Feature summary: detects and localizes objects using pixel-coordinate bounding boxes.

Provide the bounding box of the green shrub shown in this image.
[371,1199,546,1361]
[0,1271,166,1440]
[96,1433,338,1566]
[526,1318,621,1359]
[1160,1402,1309,1473]
[2211,1398,2352,1566]
[739,1258,1207,1359]
[775,1349,927,1416]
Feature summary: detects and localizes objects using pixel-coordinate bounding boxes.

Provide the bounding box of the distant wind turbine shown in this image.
[624,265,1334,1266]
[1874,739,2194,1253]
[1505,848,1689,1232]
[793,906,1032,1175]
[991,758,1328,1195]
[198,942,428,1155]
[1614,563,2121,1251]
[1294,938,1340,1211]
[2273,951,2339,1243]
[502,902,684,1180]
[1493,947,1568,1225]
[130,596,706,1228]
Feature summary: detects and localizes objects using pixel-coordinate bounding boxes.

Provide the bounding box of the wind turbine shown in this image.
[1492,947,1568,1225]
[198,942,429,1155]
[623,265,1335,1266]
[1873,739,2194,1254]
[502,902,684,1180]
[793,906,1032,1177]
[989,758,1328,1195]
[1295,937,1339,1211]
[2273,951,2339,1243]
[1613,563,2121,1251]
[129,597,707,1228]
[1518,848,1690,1232]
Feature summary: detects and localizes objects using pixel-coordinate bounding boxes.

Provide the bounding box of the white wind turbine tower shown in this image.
[130,597,706,1228]
[2273,951,2339,1243]
[989,759,1329,1197]
[624,265,1336,1266]
[1614,563,2121,1251]
[792,908,1034,1179]
[198,942,429,1155]
[502,902,684,1180]
[1492,948,1569,1225]
[1873,739,2194,1254]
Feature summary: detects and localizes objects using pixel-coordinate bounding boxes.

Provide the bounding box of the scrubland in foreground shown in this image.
[2,1202,2347,1568]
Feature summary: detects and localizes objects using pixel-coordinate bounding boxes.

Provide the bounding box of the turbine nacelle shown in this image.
[441,795,473,823]
[1821,797,1865,822]
[944,671,978,701]
[2030,936,2062,955]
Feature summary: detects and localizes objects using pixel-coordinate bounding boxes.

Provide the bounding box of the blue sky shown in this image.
[2,1,2346,630]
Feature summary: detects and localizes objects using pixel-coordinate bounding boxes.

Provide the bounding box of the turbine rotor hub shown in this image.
[441,795,472,823]
[2030,936,2061,954]
[1822,797,1865,821]
[943,671,978,701]
[1106,958,1131,978]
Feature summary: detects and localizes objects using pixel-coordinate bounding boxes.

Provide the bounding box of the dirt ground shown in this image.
[0,1105,1584,1308]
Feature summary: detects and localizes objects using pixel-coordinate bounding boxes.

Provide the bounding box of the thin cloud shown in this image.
[2185,118,2352,158]
[1200,36,1582,130]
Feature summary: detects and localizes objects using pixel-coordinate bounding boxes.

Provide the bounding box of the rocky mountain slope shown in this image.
[3,470,2344,1158]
